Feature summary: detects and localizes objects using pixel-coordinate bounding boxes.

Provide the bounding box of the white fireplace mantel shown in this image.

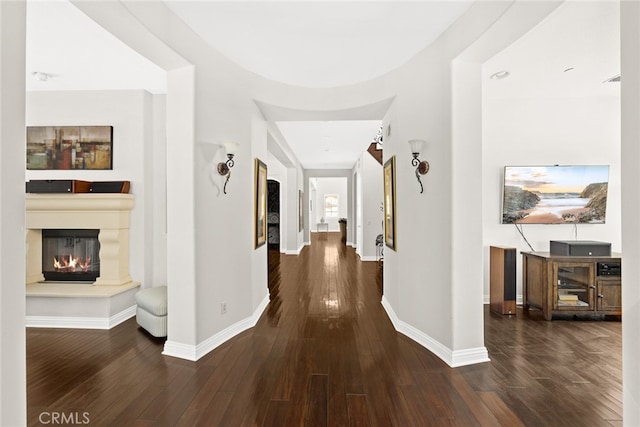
[26,193,135,286]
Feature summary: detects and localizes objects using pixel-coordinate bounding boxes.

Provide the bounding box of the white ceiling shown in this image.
[276,120,382,169]
[26,0,166,93]
[164,1,474,88]
[25,1,621,170]
[484,0,620,99]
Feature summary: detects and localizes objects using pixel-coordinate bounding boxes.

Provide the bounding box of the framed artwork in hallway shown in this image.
[255,158,268,248]
[383,156,397,250]
[26,125,113,170]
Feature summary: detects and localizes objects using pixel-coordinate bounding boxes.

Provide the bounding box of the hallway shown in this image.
[27,233,621,425]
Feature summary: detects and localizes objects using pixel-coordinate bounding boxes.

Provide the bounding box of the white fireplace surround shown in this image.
[26,193,135,286]
[25,193,140,329]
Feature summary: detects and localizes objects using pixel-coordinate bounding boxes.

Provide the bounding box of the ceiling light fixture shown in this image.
[32,71,51,82]
[489,70,510,80]
[603,74,621,83]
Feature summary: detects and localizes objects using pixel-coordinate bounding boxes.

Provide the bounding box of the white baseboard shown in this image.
[285,243,305,255]
[347,241,355,248]
[359,255,377,262]
[26,305,136,330]
[161,340,196,361]
[381,296,490,368]
[163,294,270,361]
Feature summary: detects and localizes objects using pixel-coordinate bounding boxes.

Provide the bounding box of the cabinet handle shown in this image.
[597,294,604,298]
[590,285,596,289]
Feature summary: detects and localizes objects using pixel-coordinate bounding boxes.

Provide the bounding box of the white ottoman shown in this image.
[135,286,167,338]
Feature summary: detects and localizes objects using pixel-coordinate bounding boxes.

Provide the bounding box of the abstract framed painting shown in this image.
[26,126,113,170]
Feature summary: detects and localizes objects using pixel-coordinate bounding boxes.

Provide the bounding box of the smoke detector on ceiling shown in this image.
[32,71,52,82]
[489,70,510,80]
[603,74,621,83]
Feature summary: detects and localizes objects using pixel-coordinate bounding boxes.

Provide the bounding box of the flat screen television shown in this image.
[501,165,609,224]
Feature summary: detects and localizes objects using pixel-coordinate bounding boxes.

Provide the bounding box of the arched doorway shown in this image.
[267,179,281,298]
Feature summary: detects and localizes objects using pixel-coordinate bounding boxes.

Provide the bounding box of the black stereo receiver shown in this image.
[597,262,621,276]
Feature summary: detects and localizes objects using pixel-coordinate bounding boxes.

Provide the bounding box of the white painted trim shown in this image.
[285,243,305,255]
[347,241,355,248]
[359,255,378,262]
[26,305,136,330]
[162,340,197,361]
[163,294,270,361]
[450,347,491,368]
[381,296,489,368]
[110,306,138,328]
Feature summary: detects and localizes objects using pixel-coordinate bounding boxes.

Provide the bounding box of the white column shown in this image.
[0,1,27,425]
[163,66,198,358]
[621,1,640,423]
[450,59,489,365]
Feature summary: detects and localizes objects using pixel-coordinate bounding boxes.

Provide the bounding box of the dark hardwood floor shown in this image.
[27,233,622,426]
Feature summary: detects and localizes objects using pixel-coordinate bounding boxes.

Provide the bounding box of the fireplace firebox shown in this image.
[42,229,100,282]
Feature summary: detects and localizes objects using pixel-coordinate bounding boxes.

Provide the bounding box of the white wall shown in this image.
[76,0,557,368]
[287,166,304,252]
[312,177,347,232]
[0,2,27,424]
[250,108,269,319]
[482,95,621,300]
[480,0,621,302]
[26,90,167,290]
[356,152,383,261]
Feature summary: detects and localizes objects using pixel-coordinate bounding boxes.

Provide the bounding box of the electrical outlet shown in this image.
[221,301,227,315]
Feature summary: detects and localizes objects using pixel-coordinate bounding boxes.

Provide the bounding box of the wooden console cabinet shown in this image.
[521,252,621,321]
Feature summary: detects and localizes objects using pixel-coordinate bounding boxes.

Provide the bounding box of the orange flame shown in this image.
[52,255,92,273]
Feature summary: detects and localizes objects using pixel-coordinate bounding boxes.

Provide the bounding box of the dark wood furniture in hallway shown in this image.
[27,233,622,426]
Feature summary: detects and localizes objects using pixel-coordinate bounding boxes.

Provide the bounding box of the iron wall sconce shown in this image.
[408,139,429,193]
[217,141,239,194]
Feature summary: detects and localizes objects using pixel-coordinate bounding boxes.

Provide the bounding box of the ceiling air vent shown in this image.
[604,74,621,83]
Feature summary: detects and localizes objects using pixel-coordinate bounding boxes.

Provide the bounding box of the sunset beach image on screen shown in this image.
[501,165,609,224]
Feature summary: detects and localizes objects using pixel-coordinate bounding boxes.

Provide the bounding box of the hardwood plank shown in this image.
[347,394,371,427]
[479,390,525,427]
[262,400,290,426]
[305,374,328,426]
[26,234,623,426]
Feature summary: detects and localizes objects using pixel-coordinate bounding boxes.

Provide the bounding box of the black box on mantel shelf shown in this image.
[26,179,130,194]
[26,179,91,193]
[550,240,611,257]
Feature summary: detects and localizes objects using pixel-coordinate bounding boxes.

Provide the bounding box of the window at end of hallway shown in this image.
[324,194,339,218]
